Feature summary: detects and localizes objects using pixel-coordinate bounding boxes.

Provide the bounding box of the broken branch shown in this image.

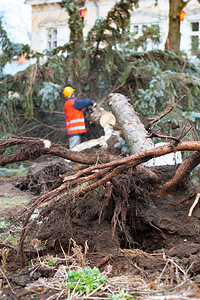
[188,193,200,217]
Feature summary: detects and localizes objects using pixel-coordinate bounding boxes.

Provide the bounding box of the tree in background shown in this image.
[167,0,200,52]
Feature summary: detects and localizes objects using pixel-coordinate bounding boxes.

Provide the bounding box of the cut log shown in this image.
[109,93,154,155]
[72,110,117,151]
[108,93,183,167]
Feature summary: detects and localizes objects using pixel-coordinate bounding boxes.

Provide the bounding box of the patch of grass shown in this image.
[0,217,22,247]
[0,196,29,213]
[0,165,29,178]
[27,261,34,269]
[43,255,57,266]
[62,267,106,296]
[109,288,133,300]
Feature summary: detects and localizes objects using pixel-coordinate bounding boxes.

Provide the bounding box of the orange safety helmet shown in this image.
[63,86,75,97]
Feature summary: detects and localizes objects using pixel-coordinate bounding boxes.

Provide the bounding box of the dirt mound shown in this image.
[14,161,200,262]
[1,160,200,299]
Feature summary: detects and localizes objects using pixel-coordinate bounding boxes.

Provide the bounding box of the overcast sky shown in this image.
[0,0,31,44]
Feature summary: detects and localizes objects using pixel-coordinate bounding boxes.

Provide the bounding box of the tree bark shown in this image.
[108,93,154,155]
[158,151,200,196]
[0,138,116,166]
[166,0,189,52]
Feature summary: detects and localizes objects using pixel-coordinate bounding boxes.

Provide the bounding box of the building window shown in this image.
[190,22,199,55]
[191,22,199,32]
[142,41,147,51]
[142,25,147,32]
[152,40,159,50]
[191,36,199,54]
[53,41,57,48]
[133,25,139,34]
[134,45,139,52]
[47,29,58,50]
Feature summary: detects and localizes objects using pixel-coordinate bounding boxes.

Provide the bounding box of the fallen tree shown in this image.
[1,134,200,263]
[1,94,200,266]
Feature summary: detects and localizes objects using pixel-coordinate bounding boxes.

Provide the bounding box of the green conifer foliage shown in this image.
[61,0,85,56]
[0,1,200,142]
[38,82,61,113]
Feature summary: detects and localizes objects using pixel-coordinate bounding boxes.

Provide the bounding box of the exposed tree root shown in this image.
[158,151,200,196]
[1,137,200,265]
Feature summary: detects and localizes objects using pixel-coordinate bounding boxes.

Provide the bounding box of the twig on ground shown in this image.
[132,263,149,275]
[0,267,16,295]
[156,260,169,284]
[188,193,200,217]
[59,241,68,266]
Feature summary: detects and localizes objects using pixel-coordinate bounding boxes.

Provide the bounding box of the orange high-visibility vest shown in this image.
[64,98,87,135]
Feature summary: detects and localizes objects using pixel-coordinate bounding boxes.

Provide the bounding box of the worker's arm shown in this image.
[73,98,94,110]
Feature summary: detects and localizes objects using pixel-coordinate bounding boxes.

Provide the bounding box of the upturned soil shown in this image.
[0,156,200,299]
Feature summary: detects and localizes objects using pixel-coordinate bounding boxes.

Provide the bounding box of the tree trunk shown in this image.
[109,93,154,155]
[166,0,189,52]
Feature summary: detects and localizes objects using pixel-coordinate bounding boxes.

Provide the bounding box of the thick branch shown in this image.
[157,151,200,197]
[1,138,200,169]
[62,141,200,179]
[1,137,200,207]
[0,138,115,166]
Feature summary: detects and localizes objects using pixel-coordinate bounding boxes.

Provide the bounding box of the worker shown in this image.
[63,86,94,150]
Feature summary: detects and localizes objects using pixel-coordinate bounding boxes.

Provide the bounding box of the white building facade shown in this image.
[129,0,200,57]
[180,1,200,56]
[25,0,114,53]
[25,0,200,57]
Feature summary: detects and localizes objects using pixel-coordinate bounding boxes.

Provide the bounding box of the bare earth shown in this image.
[0,160,200,299]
